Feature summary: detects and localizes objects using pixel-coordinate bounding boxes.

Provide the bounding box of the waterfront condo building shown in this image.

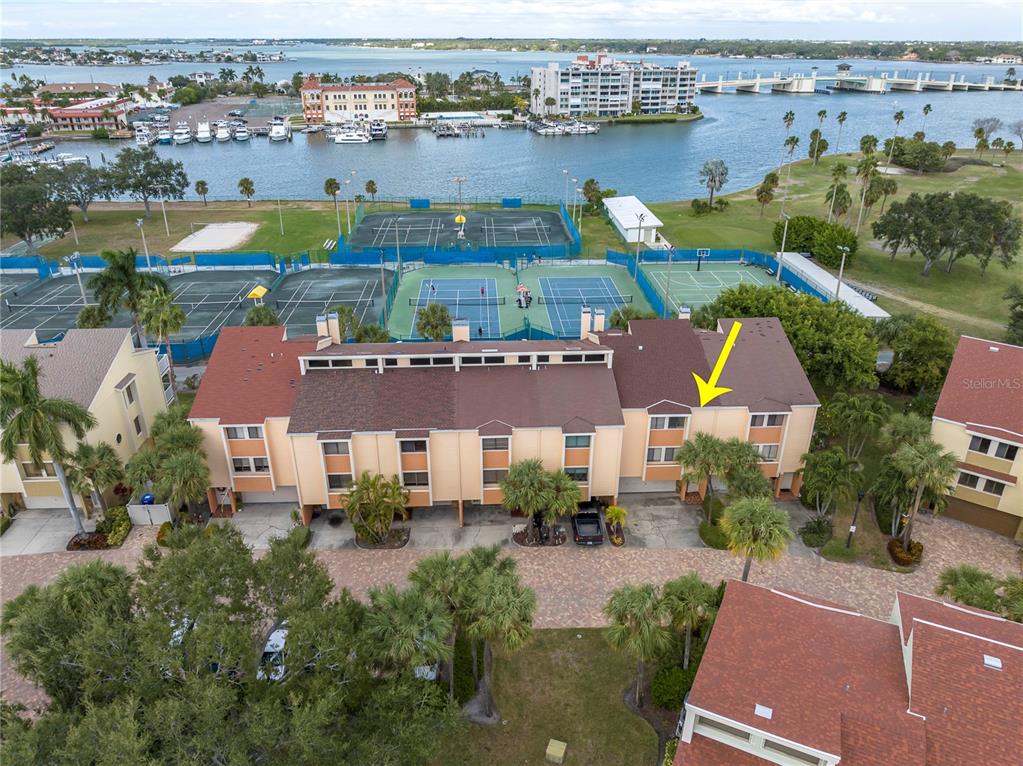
[188,316,817,522]
[45,96,132,133]
[930,336,1022,540]
[300,76,417,123]
[0,329,171,512]
[530,54,697,118]
[674,580,1022,766]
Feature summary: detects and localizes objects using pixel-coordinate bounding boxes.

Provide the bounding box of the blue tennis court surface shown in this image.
[410,277,501,339]
[539,276,630,337]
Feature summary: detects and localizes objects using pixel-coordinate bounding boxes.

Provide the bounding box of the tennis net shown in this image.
[274,298,375,310]
[2,302,83,313]
[409,296,505,307]
[537,294,632,305]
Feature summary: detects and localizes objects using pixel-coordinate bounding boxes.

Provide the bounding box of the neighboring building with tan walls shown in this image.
[0,328,171,511]
[300,76,417,123]
[189,313,817,524]
[931,336,1023,539]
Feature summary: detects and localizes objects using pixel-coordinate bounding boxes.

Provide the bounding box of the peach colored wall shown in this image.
[352,433,400,479]
[291,433,327,506]
[648,429,685,447]
[407,489,431,507]
[620,410,649,478]
[227,439,267,457]
[483,488,504,505]
[428,432,481,503]
[401,452,428,471]
[195,420,230,486]
[265,418,294,487]
[748,425,784,444]
[689,408,747,440]
[327,493,347,510]
[234,476,273,492]
[482,450,510,469]
[564,447,590,467]
[324,454,352,473]
[778,406,818,474]
[590,427,623,497]
[511,429,563,470]
[645,464,682,482]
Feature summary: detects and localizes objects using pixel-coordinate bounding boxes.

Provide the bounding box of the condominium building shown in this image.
[530,54,697,118]
[188,314,817,522]
[931,336,1022,540]
[300,76,417,123]
[0,329,171,511]
[674,580,1022,766]
[45,96,132,132]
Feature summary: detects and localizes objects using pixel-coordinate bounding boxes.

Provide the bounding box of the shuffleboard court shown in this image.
[539,276,631,338]
[349,210,571,252]
[640,262,775,315]
[409,277,500,339]
[270,268,389,335]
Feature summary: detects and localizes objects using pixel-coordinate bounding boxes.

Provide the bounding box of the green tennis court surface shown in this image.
[640,262,775,314]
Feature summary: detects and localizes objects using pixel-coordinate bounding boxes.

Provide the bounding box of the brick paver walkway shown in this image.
[2,516,1019,710]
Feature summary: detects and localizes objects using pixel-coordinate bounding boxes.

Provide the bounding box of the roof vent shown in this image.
[754,704,773,720]
[983,654,1003,670]
[989,346,999,352]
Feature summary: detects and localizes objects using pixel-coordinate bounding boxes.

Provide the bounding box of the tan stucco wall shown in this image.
[351,433,400,479]
[932,418,1022,523]
[511,429,564,470]
[689,407,747,440]
[778,406,818,475]
[429,431,481,503]
[291,433,327,506]
[265,418,295,488]
[194,420,230,486]
[590,426,623,497]
[620,410,649,478]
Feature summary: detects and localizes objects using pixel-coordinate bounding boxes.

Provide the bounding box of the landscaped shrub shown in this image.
[701,495,724,524]
[820,538,857,562]
[652,664,698,709]
[95,506,132,547]
[156,521,173,547]
[291,526,311,548]
[452,633,477,705]
[67,532,109,550]
[698,521,729,550]
[690,198,711,215]
[798,516,833,548]
[663,738,679,766]
[888,538,924,566]
[0,514,11,536]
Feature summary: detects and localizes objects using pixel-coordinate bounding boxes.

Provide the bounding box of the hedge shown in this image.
[95,506,132,547]
[699,521,729,550]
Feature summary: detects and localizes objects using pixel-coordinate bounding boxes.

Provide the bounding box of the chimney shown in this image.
[452,318,470,343]
[579,306,592,340]
[592,308,606,333]
[315,314,329,338]
[326,312,341,344]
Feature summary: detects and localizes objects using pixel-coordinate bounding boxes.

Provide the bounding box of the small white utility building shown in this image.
[603,196,663,245]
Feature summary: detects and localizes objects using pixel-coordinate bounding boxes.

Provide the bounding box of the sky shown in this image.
[2,0,1021,41]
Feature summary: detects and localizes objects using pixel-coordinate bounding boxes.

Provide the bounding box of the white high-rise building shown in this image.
[530,54,697,118]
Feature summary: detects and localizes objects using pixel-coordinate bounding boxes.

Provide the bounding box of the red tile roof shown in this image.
[894,591,1022,649]
[189,326,317,424]
[934,336,1023,440]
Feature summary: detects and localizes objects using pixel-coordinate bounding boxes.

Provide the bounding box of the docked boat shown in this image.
[157,127,172,144]
[172,122,192,144]
[214,122,232,142]
[334,128,371,144]
[563,121,599,135]
[195,120,213,143]
[233,125,250,141]
[300,124,323,134]
[268,116,290,142]
[53,152,89,166]
[134,125,155,146]
[369,119,388,140]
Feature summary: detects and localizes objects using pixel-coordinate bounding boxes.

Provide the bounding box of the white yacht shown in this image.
[233,125,250,141]
[172,122,192,144]
[214,122,232,142]
[334,128,371,144]
[369,119,388,140]
[134,125,154,146]
[157,128,172,144]
[268,116,290,142]
[195,120,212,143]
[564,121,599,135]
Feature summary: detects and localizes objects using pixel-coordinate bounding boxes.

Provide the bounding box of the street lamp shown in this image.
[69,251,87,306]
[135,218,152,272]
[575,187,583,228]
[343,179,352,234]
[634,212,645,262]
[452,176,467,209]
[571,178,578,220]
[562,169,569,206]
[846,490,866,549]
[776,212,790,283]
[835,245,851,301]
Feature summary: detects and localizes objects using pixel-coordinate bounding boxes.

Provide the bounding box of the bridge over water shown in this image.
[696,69,1023,95]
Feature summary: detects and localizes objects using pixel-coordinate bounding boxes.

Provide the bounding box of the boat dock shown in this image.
[29,141,56,154]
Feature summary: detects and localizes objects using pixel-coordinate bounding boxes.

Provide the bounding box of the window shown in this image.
[483,469,508,485]
[462,356,482,365]
[482,437,509,451]
[517,355,532,364]
[983,479,1006,496]
[484,356,504,364]
[694,716,751,742]
[133,415,143,436]
[307,359,330,368]
[584,353,605,362]
[565,435,591,449]
[327,473,353,490]
[124,383,135,404]
[384,358,398,367]
[995,442,1019,461]
[968,435,992,454]
[322,441,349,455]
[536,354,550,363]
[433,356,453,366]
[755,444,779,462]
[402,471,429,487]
[410,357,430,366]
[647,447,680,463]
[750,414,785,427]
[762,740,823,766]
[563,354,583,362]
[233,457,269,474]
[20,461,55,478]
[564,467,588,482]
[400,440,427,453]
[329,359,352,368]
[252,457,269,473]
[226,426,263,439]
[650,415,686,430]
[958,472,980,489]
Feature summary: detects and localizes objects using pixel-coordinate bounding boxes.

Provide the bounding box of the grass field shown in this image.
[431,628,658,766]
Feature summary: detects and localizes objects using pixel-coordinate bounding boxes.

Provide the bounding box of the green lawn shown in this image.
[432,628,658,766]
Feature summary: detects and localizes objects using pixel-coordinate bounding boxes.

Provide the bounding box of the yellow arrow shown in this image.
[692,320,742,407]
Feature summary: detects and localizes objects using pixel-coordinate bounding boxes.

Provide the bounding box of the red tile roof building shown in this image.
[675,582,1022,766]
[300,75,416,123]
[46,96,132,132]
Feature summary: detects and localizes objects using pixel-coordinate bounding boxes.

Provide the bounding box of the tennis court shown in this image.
[167,270,275,340]
[0,274,121,338]
[538,276,632,337]
[349,210,571,251]
[640,262,775,315]
[271,268,388,335]
[409,277,501,339]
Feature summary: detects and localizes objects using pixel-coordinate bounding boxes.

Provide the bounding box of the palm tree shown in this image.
[76,304,112,329]
[544,469,581,529]
[65,441,123,516]
[138,287,186,399]
[501,459,553,541]
[605,505,628,544]
[878,413,930,452]
[365,179,377,202]
[346,472,409,544]
[698,159,729,206]
[354,323,390,342]
[409,551,463,699]
[779,135,800,214]
[940,141,956,162]
[243,304,280,326]
[859,133,878,157]
[156,450,209,516]
[253,66,265,82]
[194,180,208,206]
[719,497,793,582]
[885,110,905,171]
[241,65,255,84]
[218,67,236,83]
[890,438,957,552]
[824,391,890,459]
[238,177,255,207]
[876,176,898,213]
[326,304,361,340]
[826,161,848,222]
[854,154,879,234]
[464,562,535,719]
[973,127,988,158]
[543,96,556,115]
[0,357,97,535]
[755,182,775,218]
[603,583,671,707]
[811,109,827,163]
[921,103,932,133]
[661,572,717,670]
[677,432,727,518]
[799,446,859,519]
[935,565,1002,613]
[833,110,847,155]
[88,249,168,348]
[364,584,453,675]
[323,177,341,238]
[825,183,852,222]
[125,444,161,492]
[416,303,452,341]
[777,110,795,173]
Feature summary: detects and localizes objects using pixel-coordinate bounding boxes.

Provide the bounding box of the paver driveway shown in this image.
[1,513,1019,710]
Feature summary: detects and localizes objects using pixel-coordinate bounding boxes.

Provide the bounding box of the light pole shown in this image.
[379,249,388,323]
[159,196,169,237]
[70,252,87,305]
[571,178,578,221]
[333,192,342,242]
[562,169,569,206]
[452,176,466,209]
[846,490,865,549]
[575,187,583,228]
[663,248,674,319]
[343,179,352,234]
[835,245,850,301]
[136,217,152,272]
[277,198,284,236]
[776,212,790,283]
[70,218,80,245]
[634,212,645,262]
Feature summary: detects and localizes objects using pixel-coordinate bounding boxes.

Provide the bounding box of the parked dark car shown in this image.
[571,507,604,546]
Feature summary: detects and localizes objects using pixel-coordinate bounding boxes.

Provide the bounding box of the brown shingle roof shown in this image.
[934,337,1023,439]
[189,326,317,424]
[302,338,609,357]
[288,363,623,434]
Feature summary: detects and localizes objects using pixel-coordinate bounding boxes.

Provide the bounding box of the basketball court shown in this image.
[640,262,775,315]
[408,277,502,339]
[271,268,388,335]
[348,210,572,252]
[538,276,632,337]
